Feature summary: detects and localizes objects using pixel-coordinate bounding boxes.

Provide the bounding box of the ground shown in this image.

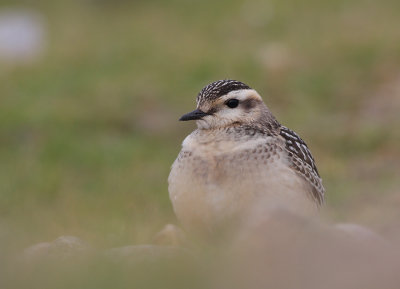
[0,0,400,287]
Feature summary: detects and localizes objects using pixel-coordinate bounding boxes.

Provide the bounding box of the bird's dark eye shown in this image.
[225,99,239,108]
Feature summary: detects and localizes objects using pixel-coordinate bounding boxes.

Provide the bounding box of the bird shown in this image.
[168,79,324,234]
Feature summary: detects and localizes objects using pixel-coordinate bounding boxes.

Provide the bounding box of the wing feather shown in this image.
[279,126,325,205]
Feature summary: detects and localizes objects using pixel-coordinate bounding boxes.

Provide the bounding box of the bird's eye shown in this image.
[225,99,239,108]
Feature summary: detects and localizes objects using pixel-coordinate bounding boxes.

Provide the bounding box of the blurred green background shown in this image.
[0,0,399,253]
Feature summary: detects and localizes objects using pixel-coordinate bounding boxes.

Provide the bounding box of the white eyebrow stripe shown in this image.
[219,89,262,102]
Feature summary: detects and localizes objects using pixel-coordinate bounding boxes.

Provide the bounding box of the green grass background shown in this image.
[1,0,400,253]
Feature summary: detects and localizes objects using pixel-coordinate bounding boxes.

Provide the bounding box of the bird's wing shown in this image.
[279,126,325,205]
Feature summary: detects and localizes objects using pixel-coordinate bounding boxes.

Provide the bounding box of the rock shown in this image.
[218,207,400,289]
[335,223,388,247]
[104,244,191,263]
[21,234,191,266]
[21,236,91,262]
[152,224,187,246]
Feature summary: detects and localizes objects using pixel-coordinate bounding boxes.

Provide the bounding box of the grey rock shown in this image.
[22,235,91,262]
[105,244,191,263]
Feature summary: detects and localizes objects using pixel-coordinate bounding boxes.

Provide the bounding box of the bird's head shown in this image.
[180,79,274,130]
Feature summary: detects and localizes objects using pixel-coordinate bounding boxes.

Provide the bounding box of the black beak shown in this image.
[179,109,210,121]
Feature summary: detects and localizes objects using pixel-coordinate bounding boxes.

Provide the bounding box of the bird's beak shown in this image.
[179,109,209,121]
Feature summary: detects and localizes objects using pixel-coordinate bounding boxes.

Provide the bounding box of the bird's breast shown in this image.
[168,133,316,233]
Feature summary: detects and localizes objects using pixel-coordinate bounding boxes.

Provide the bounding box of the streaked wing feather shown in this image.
[280,126,325,205]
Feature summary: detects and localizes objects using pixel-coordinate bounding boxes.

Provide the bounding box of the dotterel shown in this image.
[168,80,324,233]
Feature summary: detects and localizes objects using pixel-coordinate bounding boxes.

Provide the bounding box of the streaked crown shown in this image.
[196,79,251,106]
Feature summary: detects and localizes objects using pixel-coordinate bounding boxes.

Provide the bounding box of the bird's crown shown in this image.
[196,79,251,106]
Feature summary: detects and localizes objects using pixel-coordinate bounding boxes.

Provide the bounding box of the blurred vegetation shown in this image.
[0,0,399,265]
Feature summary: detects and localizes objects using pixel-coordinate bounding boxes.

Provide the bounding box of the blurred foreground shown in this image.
[4,208,400,289]
[0,0,399,288]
